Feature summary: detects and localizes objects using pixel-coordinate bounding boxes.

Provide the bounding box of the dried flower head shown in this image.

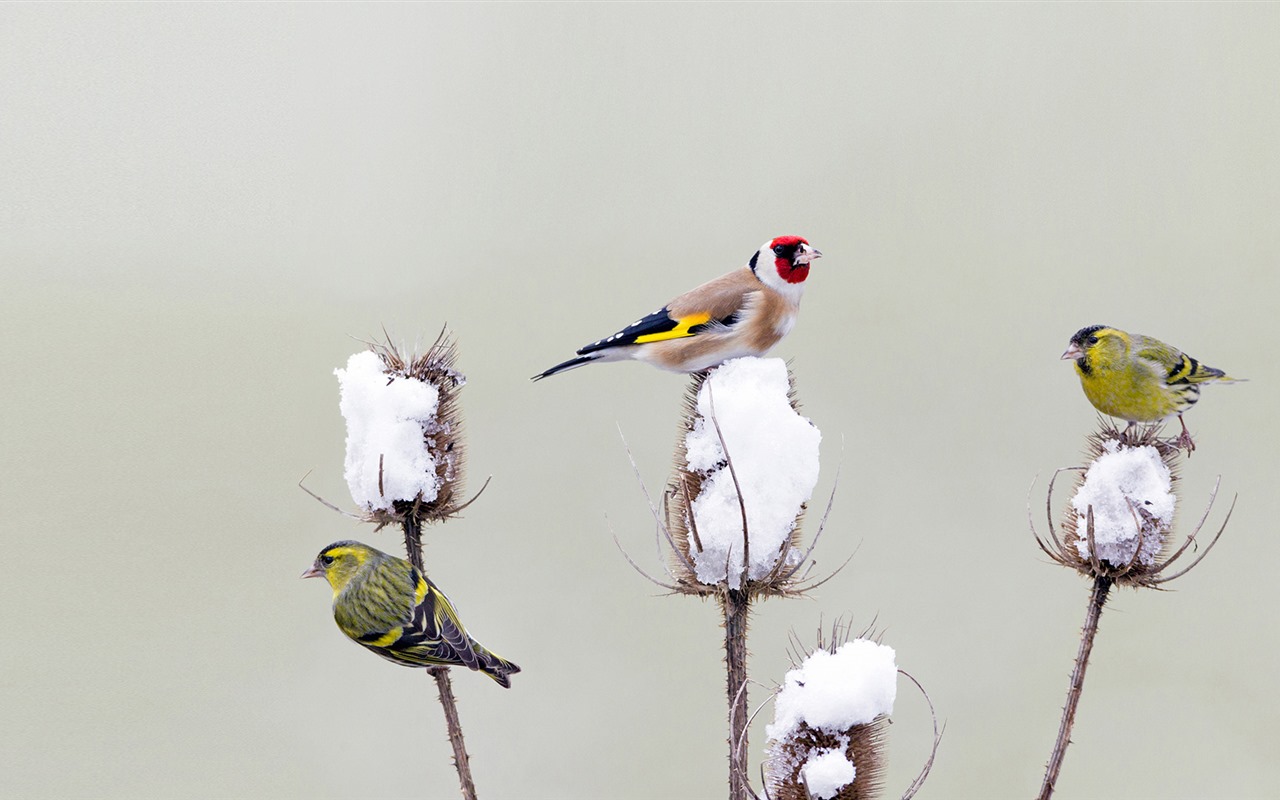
[659,358,829,600]
[764,627,897,800]
[1033,421,1233,588]
[334,329,473,530]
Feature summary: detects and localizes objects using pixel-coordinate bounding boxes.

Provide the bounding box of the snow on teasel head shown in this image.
[664,357,823,597]
[333,331,471,529]
[764,637,897,800]
[1034,422,1234,588]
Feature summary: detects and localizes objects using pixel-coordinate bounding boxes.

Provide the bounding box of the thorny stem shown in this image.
[403,515,478,800]
[724,588,751,800]
[429,666,478,800]
[403,515,424,572]
[1038,575,1113,800]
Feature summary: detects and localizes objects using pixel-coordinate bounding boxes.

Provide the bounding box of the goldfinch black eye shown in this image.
[772,244,786,256]
[320,554,334,566]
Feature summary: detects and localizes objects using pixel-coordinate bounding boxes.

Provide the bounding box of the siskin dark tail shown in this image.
[531,354,601,381]
[476,648,521,688]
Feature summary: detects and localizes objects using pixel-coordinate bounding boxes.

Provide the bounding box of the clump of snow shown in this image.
[767,640,898,743]
[801,748,856,799]
[335,350,442,513]
[1071,441,1174,566]
[684,357,821,588]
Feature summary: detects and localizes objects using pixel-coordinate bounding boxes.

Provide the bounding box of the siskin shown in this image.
[303,540,520,687]
[1061,325,1241,452]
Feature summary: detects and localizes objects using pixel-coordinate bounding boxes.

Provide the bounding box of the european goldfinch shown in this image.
[533,236,821,379]
[1061,325,1240,452]
[303,541,520,688]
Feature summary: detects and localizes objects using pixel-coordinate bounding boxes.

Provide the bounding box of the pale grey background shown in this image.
[2,4,1277,799]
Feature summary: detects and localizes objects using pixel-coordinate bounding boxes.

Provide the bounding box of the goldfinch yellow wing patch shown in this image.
[577,308,731,355]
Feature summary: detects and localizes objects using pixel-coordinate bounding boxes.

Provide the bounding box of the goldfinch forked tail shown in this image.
[303,541,520,688]
[1061,325,1241,452]
[534,236,821,379]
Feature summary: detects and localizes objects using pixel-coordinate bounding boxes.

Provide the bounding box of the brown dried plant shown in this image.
[1029,419,1236,800]
[614,363,847,800]
[762,622,941,800]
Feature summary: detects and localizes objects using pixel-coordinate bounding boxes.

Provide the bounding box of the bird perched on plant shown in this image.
[533,235,822,379]
[1061,325,1241,453]
[302,540,520,688]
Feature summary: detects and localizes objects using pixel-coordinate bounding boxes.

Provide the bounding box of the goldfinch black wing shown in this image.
[576,268,760,355]
[575,306,736,355]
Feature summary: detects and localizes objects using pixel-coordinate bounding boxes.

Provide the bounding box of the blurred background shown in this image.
[3,4,1277,798]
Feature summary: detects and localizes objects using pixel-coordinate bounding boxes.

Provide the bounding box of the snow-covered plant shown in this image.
[333,330,473,536]
[1035,422,1231,588]
[664,357,825,598]
[1030,421,1235,799]
[619,357,843,800]
[764,638,897,800]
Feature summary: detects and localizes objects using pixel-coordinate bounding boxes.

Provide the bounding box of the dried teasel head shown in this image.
[764,625,897,800]
[1033,420,1234,588]
[334,328,475,530]
[661,358,824,600]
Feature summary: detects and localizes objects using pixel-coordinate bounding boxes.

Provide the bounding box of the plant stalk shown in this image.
[724,588,751,800]
[430,666,478,800]
[403,514,478,800]
[1038,575,1112,800]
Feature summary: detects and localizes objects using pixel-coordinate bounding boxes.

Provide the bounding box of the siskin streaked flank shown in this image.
[1061,325,1241,452]
[303,540,520,688]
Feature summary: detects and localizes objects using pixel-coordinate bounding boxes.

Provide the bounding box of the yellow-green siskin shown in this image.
[1061,325,1241,452]
[303,540,520,688]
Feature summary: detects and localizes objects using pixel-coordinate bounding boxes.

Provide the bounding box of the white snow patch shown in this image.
[801,748,856,799]
[684,357,821,588]
[766,639,898,743]
[335,350,442,512]
[1071,441,1174,566]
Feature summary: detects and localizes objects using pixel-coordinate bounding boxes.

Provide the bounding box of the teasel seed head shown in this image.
[764,631,897,800]
[1033,420,1234,588]
[662,358,823,600]
[334,328,471,530]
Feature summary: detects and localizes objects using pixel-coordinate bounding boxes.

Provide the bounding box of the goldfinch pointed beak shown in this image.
[1061,344,1084,360]
[794,245,822,265]
[300,564,325,579]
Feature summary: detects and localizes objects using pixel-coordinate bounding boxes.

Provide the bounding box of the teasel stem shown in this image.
[1038,574,1113,800]
[403,514,477,800]
[723,588,751,800]
[429,666,478,800]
